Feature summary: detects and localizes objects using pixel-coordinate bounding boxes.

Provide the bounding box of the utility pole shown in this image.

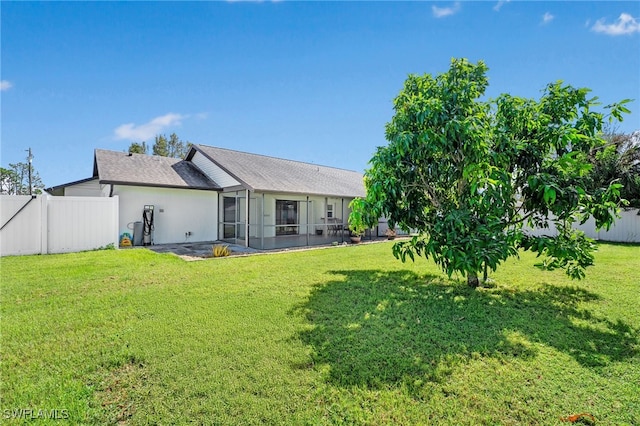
[26,147,33,195]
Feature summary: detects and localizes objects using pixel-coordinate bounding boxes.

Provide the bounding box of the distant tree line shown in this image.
[127,133,191,159]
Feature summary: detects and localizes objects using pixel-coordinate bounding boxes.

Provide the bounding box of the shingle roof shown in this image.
[190,145,366,198]
[95,149,219,190]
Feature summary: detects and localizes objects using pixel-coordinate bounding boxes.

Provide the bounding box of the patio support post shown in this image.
[306,196,309,246]
[218,192,222,241]
[324,197,328,235]
[261,192,265,250]
[341,198,344,243]
[245,189,250,248]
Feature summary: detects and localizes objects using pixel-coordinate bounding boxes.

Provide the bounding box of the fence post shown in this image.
[112,196,119,248]
[40,195,48,254]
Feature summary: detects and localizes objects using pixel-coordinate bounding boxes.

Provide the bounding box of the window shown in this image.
[327,204,333,218]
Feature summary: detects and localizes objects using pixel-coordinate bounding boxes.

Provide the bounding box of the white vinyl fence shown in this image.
[378,209,640,243]
[527,208,640,243]
[0,195,637,257]
[1,195,119,256]
[377,209,640,243]
[579,209,640,242]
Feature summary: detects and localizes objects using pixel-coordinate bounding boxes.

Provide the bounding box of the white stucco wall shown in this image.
[63,179,110,197]
[114,185,218,244]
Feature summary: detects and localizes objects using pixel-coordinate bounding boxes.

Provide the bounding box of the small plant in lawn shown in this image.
[93,243,116,251]
[213,244,231,257]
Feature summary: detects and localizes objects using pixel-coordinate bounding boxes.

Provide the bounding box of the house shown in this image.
[48,145,366,249]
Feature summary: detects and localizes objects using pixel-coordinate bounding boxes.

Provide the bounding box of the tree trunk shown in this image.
[467,273,479,288]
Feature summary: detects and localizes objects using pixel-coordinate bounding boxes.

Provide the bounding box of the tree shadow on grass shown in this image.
[296,269,638,389]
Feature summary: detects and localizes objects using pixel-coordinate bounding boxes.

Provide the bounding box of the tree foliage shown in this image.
[0,163,44,195]
[152,133,190,158]
[128,133,191,158]
[587,130,640,208]
[350,58,631,286]
[128,141,149,155]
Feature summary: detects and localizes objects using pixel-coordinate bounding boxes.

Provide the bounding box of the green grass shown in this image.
[1,242,638,425]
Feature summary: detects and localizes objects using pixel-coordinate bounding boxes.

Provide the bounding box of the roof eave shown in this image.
[248,188,365,198]
[103,180,222,191]
[45,176,98,193]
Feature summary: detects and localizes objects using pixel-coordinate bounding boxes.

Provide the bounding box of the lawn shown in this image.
[1,242,638,425]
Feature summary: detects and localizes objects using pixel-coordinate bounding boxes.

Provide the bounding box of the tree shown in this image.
[350,58,630,287]
[0,162,44,195]
[0,167,19,194]
[587,129,640,208]
[152,135,168,156]
[129,133,190,158]
[128,141,149,154]
[165,133,190,158]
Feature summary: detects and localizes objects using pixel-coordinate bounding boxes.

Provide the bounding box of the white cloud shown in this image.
[432,2,461,18]
[591,13,640,36]
[493,0,510,12]
[0,80,13,91]
[114,113,186,141]
[542,12,554,25]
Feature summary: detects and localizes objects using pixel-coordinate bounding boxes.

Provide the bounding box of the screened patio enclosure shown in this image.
[219,190,358,249]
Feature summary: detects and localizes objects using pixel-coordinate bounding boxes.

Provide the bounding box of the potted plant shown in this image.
[349,227,364,243]
[348,209,367,244]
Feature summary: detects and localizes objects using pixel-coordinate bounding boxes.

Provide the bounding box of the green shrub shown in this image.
[212,244,231,257]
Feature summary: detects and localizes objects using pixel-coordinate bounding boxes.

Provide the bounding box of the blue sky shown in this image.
[2,1,639,188]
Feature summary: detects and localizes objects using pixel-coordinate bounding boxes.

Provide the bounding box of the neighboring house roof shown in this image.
[46,176,99,195]
[93,149,220,190]
[188,144,366,198]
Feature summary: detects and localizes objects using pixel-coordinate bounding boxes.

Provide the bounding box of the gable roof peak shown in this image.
[191,144,365,197]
